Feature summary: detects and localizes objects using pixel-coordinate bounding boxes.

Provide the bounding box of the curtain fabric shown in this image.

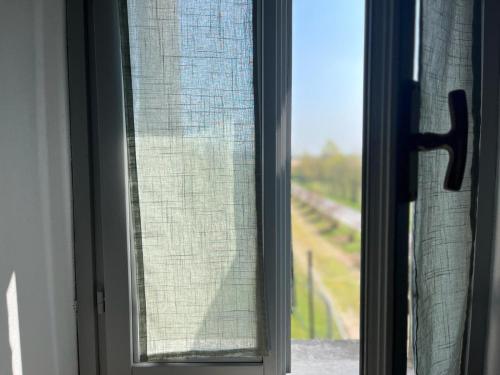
[121,0,266,361]
[412,0,479,374]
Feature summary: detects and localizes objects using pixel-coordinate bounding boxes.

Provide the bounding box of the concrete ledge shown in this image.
[291,340,414,375]
[291,340,359,375]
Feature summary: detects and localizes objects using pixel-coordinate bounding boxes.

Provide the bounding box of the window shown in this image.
[68,0,491,375]
[70,0,290,374]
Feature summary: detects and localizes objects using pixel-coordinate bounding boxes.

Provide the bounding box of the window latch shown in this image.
[407,82,469,201]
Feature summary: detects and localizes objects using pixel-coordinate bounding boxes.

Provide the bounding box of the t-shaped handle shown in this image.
[411,89,468,192]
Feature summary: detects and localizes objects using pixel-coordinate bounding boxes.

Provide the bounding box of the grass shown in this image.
[291,261,341,339]
[291,203,361,338]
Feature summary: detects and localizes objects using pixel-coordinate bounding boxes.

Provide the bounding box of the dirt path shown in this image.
[292,184,361,231]
[292,205,360,339]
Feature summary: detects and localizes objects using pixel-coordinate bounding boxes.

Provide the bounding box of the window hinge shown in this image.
[96,289,105,315]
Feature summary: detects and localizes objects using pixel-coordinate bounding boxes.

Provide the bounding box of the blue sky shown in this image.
[292,0,365,156]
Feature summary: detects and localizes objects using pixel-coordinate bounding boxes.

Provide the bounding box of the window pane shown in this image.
[121,0,265,361]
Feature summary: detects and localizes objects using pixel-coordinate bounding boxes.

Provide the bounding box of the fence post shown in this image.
[307,250,315,339]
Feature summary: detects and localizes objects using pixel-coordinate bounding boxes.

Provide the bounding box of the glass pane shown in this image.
[121,0,265,361]
[290,1,363,373]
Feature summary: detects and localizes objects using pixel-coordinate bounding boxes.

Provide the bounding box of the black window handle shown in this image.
[411,89,469,192]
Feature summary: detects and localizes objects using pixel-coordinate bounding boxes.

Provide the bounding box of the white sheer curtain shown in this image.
[412,0,479,374]
[121,0,266,361]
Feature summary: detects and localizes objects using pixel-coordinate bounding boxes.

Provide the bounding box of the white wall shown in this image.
[0,0,77,374]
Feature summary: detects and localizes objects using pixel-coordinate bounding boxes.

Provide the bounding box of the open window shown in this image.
[67,0,500,374]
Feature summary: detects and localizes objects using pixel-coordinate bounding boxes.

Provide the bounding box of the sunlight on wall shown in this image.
[7,272,23,375]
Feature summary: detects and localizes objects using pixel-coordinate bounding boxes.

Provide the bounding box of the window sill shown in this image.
[291,340,414,375]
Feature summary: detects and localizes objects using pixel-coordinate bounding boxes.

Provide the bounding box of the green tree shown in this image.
[292,141,361,207]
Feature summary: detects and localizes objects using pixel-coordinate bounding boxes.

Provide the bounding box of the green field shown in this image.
[290,200,361,339]
[291,263,342,339]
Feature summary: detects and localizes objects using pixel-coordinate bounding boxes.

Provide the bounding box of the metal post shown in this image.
[307,250,315,339]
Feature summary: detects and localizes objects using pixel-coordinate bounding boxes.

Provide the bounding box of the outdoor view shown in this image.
[291,0,364,372]
[291,143,361,339]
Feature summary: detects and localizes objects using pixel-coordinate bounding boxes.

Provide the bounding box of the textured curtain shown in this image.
[412,0,479,374]
[120,0,266,361]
